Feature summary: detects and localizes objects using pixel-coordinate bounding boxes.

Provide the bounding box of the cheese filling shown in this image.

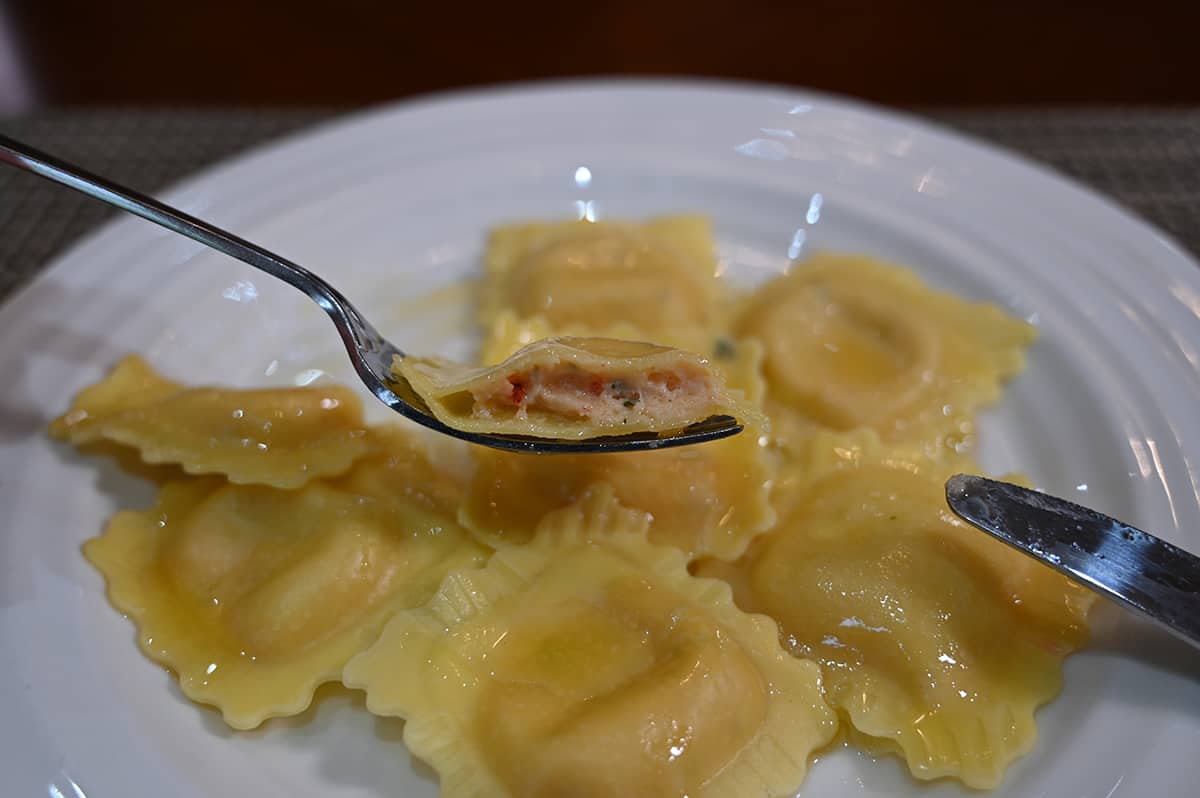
[469,364,717,428]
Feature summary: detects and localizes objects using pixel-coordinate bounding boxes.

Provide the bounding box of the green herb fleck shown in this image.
[714,337,737,359]
[623,399,637,408]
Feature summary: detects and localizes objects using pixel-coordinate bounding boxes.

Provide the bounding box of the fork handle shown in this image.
[0,132,375,353]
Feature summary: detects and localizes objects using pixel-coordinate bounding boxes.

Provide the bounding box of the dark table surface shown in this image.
[1,107,1198,305]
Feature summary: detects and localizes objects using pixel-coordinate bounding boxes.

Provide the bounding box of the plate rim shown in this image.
[2,77,1196,322]
[3,77,1199,797]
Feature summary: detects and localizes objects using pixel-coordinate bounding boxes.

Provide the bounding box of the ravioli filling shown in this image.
[468,362,718,429]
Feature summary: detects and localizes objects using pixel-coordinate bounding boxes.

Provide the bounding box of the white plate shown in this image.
[2,80,1199,797]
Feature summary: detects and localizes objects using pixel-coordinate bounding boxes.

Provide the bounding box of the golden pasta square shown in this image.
[344,486,837,798]
[481,215,721,334]
[51,356,370,489]
[696,434,1094,789]
[83,435,490,730]
[736,253,1036,459]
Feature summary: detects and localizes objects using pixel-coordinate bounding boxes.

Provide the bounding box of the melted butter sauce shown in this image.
[65,224,1076,795]
[700,459,1091,789]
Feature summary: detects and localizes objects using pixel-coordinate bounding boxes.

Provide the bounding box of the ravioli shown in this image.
[460,424,776,560]
[396,336,756,439]
[482,215,720,333]
[695,435,1094,789]
[51,355,370,488]
[343,487,836,798]
[60,214,1084,792]
[736,254,1035,457]
[83,439,490,730]
[331,425,466,518]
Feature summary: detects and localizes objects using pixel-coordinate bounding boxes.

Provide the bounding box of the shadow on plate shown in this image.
[172,677,435,796]
[0,277,188,447]
[1086,602,1200,685]
[0,278,177,443]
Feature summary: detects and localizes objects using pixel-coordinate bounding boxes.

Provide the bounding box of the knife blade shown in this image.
[945,474,1200,650]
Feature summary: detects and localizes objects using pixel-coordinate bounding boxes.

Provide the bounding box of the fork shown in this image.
[0,133,742,453]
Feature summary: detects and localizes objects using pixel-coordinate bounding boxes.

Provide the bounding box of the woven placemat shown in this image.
[1,107,1198,303]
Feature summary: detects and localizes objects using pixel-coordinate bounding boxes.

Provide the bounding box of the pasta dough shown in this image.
[460,425,776,560]
[695,435,1094,789]
[736,254,1035,457]
[482,215,720,333]
[331,425,466,518]
[396,336,756,438]
[343,487,836,798]
[50,355,370,488]
[83,438,489,730]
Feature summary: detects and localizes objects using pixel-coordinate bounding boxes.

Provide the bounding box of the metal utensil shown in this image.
[0,133,742,454]
[946,473,1200,650]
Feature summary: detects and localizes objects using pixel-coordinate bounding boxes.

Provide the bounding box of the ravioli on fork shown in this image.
[394,336,759,439]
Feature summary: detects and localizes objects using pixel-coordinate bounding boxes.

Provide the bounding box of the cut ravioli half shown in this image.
[736,253,1035,457]
[84,463,489,730]
[480,311,767,405]
[460,422,776,560]
[343,486,836,798]
[482,215,720,332]
[51,355,370,488]
[395,336,758,439]
[695,434,1094,789]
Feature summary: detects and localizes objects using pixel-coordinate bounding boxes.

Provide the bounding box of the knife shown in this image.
[945,474,1200,650]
